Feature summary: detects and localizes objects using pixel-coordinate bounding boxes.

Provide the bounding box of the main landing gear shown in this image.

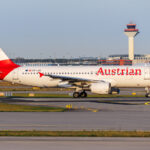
[145,87,150,98]
[73,91,87,98]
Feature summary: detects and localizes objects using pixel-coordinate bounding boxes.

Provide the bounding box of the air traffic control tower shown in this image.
[124,23,139,60]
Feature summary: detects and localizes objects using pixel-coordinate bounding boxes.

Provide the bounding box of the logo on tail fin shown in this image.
[0,48,20,80]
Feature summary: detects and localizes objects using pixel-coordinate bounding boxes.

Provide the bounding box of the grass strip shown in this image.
[88,94,145,98]
[0,103,66,112]
[12,93,71,98]
[11,93,145,98]
[0,131,150,137]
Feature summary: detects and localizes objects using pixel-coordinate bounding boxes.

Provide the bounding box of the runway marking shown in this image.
[145,102,150,105]
[87,108,99,112]
[21,103,100,112]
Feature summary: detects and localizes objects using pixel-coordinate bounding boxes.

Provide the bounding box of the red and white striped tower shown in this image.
[124,23,139,60]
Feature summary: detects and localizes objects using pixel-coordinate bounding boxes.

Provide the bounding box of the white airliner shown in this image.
[0,48,150,97]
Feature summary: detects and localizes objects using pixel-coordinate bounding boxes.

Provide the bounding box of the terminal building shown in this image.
[13,57,99,66]
[107,54,150,65]
[12,54,150,67]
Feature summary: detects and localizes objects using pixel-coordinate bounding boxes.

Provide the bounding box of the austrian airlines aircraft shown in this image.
[0,48,150,97]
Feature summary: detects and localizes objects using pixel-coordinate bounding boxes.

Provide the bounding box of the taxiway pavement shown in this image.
[0,97,150,131]
[0,137,150,150]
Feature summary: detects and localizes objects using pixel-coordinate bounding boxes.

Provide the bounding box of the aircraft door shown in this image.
[12,68,19,81]
[144,67,150,80]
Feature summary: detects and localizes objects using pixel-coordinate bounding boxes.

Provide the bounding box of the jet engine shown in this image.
[90,82,111,94]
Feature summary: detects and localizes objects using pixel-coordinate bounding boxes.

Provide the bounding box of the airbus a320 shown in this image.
[0,48,150,98]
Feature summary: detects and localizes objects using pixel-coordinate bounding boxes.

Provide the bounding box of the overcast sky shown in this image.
[0,0,149,58]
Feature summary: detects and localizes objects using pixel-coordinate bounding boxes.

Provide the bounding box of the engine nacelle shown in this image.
[90,82,111,94]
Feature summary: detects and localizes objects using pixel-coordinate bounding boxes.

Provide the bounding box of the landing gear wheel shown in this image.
[145,93,150,98]
[73,92,80,98]
[80,92,87,98]
[145,87,150,98]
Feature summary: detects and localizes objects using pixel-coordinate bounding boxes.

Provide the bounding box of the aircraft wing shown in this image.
[47,74,94,82]
[45,74,116,88]
[45,74,100,88]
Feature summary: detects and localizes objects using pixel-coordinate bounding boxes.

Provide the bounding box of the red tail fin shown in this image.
[0,48,20,80]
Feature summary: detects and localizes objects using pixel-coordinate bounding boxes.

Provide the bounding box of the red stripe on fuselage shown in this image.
[0,59,20,80]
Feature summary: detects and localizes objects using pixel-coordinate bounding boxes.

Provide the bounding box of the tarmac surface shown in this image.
[0,137,150,150]
[0,87,146,95]
[0,97,150,149]
[0,97,150,131]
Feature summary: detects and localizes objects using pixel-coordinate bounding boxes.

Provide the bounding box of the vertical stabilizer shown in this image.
[0,48,9,61]
[0,48,20,80]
